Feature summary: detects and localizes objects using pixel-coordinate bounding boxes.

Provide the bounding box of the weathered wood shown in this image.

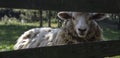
[47,11,52,27]
[39,10,43,27]
[0,0,120,13]
[0,40,120,58]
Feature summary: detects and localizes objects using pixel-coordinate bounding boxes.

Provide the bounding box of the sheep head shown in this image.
[57,11,106,38]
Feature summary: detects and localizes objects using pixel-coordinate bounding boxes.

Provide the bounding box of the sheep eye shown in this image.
[89,16,94,20]
[89,18,93,20]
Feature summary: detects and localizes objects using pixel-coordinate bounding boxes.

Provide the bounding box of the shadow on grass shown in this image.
[0,24,38,51]
[103,28,120,40]
[98,19,120,40]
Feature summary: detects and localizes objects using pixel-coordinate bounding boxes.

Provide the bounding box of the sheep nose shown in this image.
[78,28,87,32]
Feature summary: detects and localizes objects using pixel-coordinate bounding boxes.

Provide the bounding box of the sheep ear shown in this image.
[91,13,107,21]
[57,12,72,20]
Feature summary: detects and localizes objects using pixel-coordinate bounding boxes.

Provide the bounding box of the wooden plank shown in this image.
[39,10,43,27]
[0,0,120,13]
[47,11,51,27]
[0,40,120,58]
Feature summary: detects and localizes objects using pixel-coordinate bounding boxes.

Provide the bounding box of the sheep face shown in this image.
[58,12,105,38]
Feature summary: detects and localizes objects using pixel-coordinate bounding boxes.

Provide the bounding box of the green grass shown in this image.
[0,21,40,51]
[103,28,120,40]
[0,21,120,58]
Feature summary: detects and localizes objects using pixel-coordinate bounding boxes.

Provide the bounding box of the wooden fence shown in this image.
[0,0,120,58]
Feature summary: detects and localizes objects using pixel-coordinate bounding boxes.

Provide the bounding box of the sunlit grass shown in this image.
[105,56,120,58]
[0,45,13,51]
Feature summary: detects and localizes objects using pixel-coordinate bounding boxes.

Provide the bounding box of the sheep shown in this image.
[14,11,106,50]
[52,12,106,45]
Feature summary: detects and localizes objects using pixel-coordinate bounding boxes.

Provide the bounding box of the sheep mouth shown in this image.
[80,33,85,35]
[77,32,86,38]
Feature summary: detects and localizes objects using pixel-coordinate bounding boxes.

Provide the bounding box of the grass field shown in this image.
[0,21,39,51]
[0,21,120,58]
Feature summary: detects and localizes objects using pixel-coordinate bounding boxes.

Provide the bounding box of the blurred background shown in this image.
[0,8,119,52]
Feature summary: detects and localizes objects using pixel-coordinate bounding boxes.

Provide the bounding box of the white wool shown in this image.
[14,27,60,50]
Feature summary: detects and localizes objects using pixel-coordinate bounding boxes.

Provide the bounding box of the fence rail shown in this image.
[0,0,120,13]
[0,40,120,58]
[0,0,120,58]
